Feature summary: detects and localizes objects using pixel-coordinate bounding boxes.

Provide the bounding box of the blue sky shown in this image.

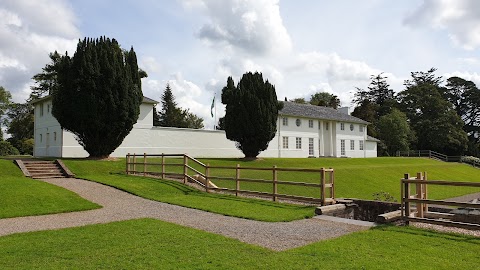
[1,0,480,129]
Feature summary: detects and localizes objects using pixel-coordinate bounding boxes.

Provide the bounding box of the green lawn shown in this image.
[62,157,480,222]
[196,157,480,201]
[0,218,477,269]
[63,159,314,222]
[0,159,100,219]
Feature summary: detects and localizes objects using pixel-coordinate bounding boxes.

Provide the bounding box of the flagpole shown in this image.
[214,94,217,130]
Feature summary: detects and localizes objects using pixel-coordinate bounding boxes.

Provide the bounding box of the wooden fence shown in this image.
[126,153,335,205]
[401,172,480,230]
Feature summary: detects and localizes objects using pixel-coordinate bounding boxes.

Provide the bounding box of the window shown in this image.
[350,124,354,131]
[282,136,289,149]
[47,104,51,113]
[341,140,345,156]
[360,140,364,150]
[54,132,57,141]
[308,120,313,128]
[296,137,302,149]
[40,134,43,143]
[40,103,44,117]
[340,123,345,130]
[325,122,329,130]
[309,138,314,156]
[359,125,364,133]
[282,117,288,126]
[296,119,301,127]
[350,140,355,150]
[318,121,321,129]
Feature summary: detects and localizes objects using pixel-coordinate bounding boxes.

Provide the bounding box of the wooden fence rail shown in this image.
[401,172,480,230]
[126,153,335,205]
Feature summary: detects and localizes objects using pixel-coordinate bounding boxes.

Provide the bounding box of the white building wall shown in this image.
[34,99,63,157]
[34,98,377,158]
[335,122,368,158]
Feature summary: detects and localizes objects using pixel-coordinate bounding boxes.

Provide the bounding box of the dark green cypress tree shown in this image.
[158,84,185,127]
[221,72,283,158]
[52,37,143,158]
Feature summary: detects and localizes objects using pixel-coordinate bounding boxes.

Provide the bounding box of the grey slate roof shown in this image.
[142,96,158,104]
[279,101,369,124]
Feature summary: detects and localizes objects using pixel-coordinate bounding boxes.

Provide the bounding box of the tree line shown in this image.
[351,69,479,157]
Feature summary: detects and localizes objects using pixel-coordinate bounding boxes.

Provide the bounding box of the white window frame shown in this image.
[296,137,302,149]
[325,122,329,130]
[359,125,364,133]
[359,140,364,150]
[282,136,289,149]
[340,123,345,130]
[282,117,288,126]
[309,138,314,156]
[350,140,355,150]
[340,140,345,156]
[308,120,313,128]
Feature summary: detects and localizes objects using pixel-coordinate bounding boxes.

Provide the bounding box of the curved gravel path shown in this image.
[0,178,372,251]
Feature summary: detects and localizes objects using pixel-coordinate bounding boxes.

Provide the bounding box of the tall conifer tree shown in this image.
[221,72,282,158]
[53,37,143,158]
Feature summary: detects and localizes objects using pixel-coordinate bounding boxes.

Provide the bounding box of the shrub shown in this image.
[0,141,20,156]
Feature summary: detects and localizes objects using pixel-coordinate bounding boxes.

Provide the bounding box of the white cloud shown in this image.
[0,0,80,102]
[443,71,480,87]
[186,0,292,56]
[404,0,480,50]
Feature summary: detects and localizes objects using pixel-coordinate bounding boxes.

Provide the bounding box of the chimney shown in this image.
[338,107,350,115]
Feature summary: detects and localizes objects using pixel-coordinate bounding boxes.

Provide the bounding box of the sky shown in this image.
[1,0,480,129]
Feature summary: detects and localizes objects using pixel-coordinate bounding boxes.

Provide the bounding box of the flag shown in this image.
[210,95,215,118]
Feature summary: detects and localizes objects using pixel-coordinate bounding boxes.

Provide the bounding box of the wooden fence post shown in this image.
[126,153,130,174]
[329,167,334,201]
[161,153,165,179]
[423,171,428,213]
[416,172,424,218]
[133,154,136,173]
[235,164,240,197]
[403,173,410,225]
[272,165,278,201]
[183,155,188,184]
[143,153,147,176]
[320,168,326,205]
[206,163,210,193]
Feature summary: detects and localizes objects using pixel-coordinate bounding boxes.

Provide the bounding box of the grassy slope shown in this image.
[63,159,314,222]
[0,219,478,269]
[197,157,480,200]
[0,160,100,219]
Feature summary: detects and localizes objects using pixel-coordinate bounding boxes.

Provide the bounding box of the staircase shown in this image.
[16,160,74,179]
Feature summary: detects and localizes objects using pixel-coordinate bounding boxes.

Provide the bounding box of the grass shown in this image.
[0,218,478,269]
[63,159,314,222]
[62,157,480,222]
[198,157,480,200]
[0,159,100,219]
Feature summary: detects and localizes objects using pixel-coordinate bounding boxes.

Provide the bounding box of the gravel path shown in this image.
[0,178,372,251]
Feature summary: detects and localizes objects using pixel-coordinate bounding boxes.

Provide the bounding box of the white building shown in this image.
[33,97,377,158]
